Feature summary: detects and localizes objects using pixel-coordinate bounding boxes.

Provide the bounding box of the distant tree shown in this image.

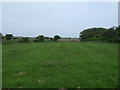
[54,35,61,41]
[50,37,53,41]
[13,37,18,39]
[5,34,13,40]
[19,37,29,42]
[102,27,118,43]
[80,27,107,41]
[34,35,44,42]
[24,37,29,42]
[38,35,44,42]
[33,39,39,42]
[80,26,119,43]
[45,37,49,39]
[116,25,120,40]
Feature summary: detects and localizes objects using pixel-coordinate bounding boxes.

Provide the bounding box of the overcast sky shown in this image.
[2,2,118,37]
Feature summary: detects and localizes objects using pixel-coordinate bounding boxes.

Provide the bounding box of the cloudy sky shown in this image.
[2,2,118,37]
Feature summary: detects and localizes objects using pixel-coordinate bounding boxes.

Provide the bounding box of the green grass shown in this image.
[2,42,118,88]
[0,42,2,88]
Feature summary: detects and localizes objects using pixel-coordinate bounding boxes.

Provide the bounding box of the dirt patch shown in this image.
[18,72,26,76]
[9,50,19,53]
[18,86,22,88]
[14,72,26,76]
[37,79,46,84]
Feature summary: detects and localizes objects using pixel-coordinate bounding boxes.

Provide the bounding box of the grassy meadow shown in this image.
[2,41,118,88]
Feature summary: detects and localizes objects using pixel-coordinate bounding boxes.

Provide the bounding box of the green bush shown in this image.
[13,37,18,39]
[80,26,119,43]
[35,35,44,42]
[5,34,13,40]
[54,35,61,41]
[33,39,39,42]
[19,37,30,42]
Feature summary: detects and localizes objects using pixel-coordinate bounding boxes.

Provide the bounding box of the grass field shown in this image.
[2,42,118,88]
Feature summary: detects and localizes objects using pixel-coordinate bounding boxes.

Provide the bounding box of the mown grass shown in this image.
[2,42,118,88]
[0,42,2,88]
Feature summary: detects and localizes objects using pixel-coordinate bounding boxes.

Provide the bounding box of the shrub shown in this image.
[35,35,44,42]
[45,37,49,39]
[50,38,53,41]
[5,34,13,40]
[19,37,29,42]
[33,39,39,42]
[13,37,18,39]
[54,35,61,41]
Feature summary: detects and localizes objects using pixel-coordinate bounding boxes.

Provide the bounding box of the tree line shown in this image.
[1,26,119,43]
[79,26,120,43]
[0,34,61,42]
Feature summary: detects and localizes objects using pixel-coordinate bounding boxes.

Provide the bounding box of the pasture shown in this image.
[2,42,118,88]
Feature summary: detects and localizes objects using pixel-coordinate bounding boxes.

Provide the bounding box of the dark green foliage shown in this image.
[13,37,18,39]
[45,37,49,39]
[50,37,53,41]
[80,27,107,41]
[33,39,39,42]
[34,35,44,42]
[38,35,44,42]
[5,34,13,40]
[102,27,118,43]
[116,25,120,43]
[116,26,120,36]
[19,37,29,42]
[80,26,119,43]
[54,35,61,41]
